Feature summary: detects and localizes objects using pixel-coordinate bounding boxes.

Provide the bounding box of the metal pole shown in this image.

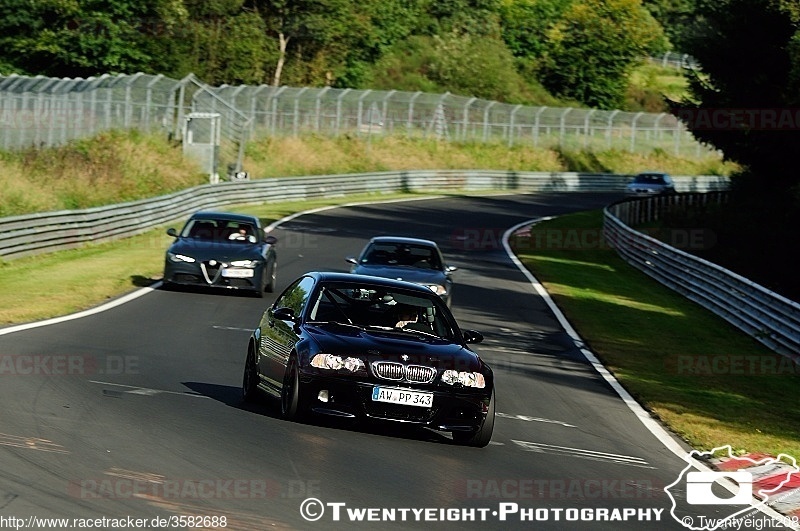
[407,91,422,138]
[583,109,596,149]
[508,104,522,147]
[293,87,308,136]
[462,97,476,141]
[144,74,164,133]
[630,112,644,152]
[335,88,351,136]
[357,90,371,137]
[315,86,330,132]
[483,101,496,142]
[270,86,287,135]
[559,108,572,148]
[606,110,619,149]
[534,107,547,148]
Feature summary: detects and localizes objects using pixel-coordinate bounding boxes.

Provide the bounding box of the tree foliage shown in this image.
[538,0,666,109]
[671,0,800,191]
[0,0,188,76]
[0,0,686,109]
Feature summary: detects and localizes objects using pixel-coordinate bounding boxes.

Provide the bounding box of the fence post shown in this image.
[630,112,644,152]
[509,104,522,147]
[483,101,496,142]
[534,106,547,148]
[462,97,476,141]
[407,91,422,138]
[559,108,572,148]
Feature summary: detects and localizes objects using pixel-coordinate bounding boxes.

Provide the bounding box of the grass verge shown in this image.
[511,210,800,457]
[0,130,736,218]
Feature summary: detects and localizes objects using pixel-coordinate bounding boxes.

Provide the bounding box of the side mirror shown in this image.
[272,307,297,323]
[264,235,278,245]
[167,227,178,237]
[445,265,458,273]
[462,329,483,344]
[345,256,358,265]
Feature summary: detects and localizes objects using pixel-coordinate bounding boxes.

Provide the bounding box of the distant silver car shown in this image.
[625,172,676,196]
[346,236,457,306]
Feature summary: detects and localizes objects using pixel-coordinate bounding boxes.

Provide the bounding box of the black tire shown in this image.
[453,390,495,447]
[242,350,259,402]
[254,268,267,298]
[266,259,277,293]
[281,357,306,421]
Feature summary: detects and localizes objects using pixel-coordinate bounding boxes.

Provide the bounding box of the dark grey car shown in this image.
[163,211,277,297]
[346,236,457,306]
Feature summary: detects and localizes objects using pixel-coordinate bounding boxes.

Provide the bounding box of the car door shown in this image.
[258,275,316,390]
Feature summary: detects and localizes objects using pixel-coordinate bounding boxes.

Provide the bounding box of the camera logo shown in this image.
[686,471,752,505]
[664,445,799,531]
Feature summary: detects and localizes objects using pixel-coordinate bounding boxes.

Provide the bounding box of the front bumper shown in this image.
[299,372,491,433]
[163,260,262,291]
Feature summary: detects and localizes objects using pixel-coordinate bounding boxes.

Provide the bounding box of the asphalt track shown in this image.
[0,192,789,530]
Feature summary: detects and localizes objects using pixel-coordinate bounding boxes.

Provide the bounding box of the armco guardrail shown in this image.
[0,171,729,260]
[604,195,800,359]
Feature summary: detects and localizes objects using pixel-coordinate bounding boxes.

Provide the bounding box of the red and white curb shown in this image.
[712,452,800,518]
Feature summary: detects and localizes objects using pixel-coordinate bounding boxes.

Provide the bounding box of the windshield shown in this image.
[181,219,258,243]
[307,282,456,340]
[360,242,442,269]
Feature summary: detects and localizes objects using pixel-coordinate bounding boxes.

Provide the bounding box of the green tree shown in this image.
[671,0,800,191]
[498,0,571,60]
[539,0,666,109]
[179,1,273,84]
[0,0,187,76]
[248,0,365,87]
[642,0,700,50]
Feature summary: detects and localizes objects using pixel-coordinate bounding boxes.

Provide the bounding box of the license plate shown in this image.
[372,386,433,408]
[221,268,254,278]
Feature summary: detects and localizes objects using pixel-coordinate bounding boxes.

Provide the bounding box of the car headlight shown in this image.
[229,259,259,267]
[168,252,195,263]
[423,284,447,296]
[310,354,366,373]
[441,370,486,388]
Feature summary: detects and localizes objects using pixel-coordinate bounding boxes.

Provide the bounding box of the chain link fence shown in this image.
[0,72,714,178]
[648,52,700,70]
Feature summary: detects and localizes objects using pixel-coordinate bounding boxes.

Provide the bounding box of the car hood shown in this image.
[167,238,264,262]
[351,265,447,285]
[306,323,481,371]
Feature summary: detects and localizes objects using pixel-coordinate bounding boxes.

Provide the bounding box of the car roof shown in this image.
[368,236,439,248]
[189,211,260,225]
[309,271,438,294]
